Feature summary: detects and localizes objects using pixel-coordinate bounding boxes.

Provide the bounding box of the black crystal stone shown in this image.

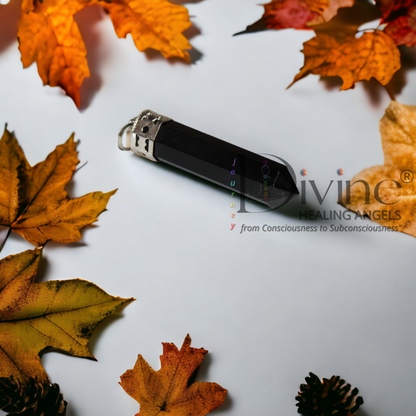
[153,120,298,208]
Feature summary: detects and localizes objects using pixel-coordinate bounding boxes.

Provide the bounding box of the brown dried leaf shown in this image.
[120,335,227,416]
[339,101,416,237]
[0,248,134,382]
[0,127,115,246]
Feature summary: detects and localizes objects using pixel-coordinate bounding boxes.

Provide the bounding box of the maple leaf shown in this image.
[376,0,416,46]
[338,101,416,237]
[14,0,192,107]
[18,0,90,108]
[236,0,353,34]
[376,0,413,21]
[0,248,134,383]
[120,334,227,416]
[100,0,192,61]
[288,30,401,90]
[0,127,116,247]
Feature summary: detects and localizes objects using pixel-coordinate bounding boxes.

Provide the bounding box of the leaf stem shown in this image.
[75,161,88,173]
[384,84,396,101]
[0,227,11,253]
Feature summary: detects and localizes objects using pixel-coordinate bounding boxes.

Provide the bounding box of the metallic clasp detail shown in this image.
[118,110,171,162]
[118,119,135,151]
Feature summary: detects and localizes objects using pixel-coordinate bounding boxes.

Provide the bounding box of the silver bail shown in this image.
[118,110,171,162]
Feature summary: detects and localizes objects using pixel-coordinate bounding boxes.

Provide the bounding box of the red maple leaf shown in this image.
[376,0,416,46]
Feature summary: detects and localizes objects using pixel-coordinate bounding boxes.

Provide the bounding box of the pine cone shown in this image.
[296,372,364,416]
[0,377,67,416]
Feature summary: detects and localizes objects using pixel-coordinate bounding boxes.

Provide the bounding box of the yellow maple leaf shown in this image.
[0,248,134,382]
[120,335,227,416]
[339,101,416,237]
[0,127,116,246]
[15,0,192,107]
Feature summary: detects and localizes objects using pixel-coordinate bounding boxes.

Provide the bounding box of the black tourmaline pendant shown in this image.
[118,110,298,208]
[296,372,364,416]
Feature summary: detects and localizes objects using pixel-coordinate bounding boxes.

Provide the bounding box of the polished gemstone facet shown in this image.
[154,120,299,208]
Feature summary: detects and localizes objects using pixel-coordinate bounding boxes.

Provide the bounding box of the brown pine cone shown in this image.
[0,377,67,416]
[296,372,364,416]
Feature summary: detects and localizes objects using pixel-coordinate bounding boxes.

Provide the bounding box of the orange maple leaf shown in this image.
[236,0,353,34]
[101,0,192,61]
[120,334,227,416]
[15,0,192,107]
[288,31,401,90]
[18,0,90,108]
[0,127,115,246]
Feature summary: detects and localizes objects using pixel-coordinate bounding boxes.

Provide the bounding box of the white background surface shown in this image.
[1,1,416,415]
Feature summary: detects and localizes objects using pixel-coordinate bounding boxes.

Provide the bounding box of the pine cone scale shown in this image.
[296,372,364,416]
[0,376,67,416]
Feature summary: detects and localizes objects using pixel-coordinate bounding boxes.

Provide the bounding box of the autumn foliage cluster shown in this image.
[0,130,227,415]
[1,0,415,107]
[239,0,416,92]
[0,1,415,415]
[0,129,126,383]
[1,0,192,107]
